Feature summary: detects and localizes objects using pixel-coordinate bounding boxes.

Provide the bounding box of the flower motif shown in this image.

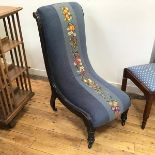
[68,31,76,36]
[74,57,81,66]
[68,31,73,36]
[67,23,76,32]
[62,7,69,14]
[79,66,85,73]
[109,101,120,114]
[62,7,72,21]
[86,78,93,86]
[83,78,88,83]
[92,84,100,90]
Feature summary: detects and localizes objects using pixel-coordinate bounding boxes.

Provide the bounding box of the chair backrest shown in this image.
[150,40,155,63]
[36,2,94,95]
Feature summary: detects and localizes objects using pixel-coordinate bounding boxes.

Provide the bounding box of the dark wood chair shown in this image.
[121,42,155,129]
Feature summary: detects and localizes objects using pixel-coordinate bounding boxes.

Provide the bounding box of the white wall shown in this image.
[0,0,155,87]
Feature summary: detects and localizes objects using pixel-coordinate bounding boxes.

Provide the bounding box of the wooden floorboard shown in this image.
[0,79,155,155]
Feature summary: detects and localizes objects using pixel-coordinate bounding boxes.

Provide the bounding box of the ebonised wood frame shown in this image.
[122,68,155,129]
[33,12,128,148]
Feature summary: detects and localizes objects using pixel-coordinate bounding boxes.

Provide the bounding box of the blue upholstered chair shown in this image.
[33,2,131,148]
[122,41,155,129]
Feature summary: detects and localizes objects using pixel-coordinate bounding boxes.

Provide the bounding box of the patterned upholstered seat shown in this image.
[34,2,131,148]
[122,42,155,129]
[128,64,155,92]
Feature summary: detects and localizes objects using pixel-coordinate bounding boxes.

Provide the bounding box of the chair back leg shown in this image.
[121,69,128,91]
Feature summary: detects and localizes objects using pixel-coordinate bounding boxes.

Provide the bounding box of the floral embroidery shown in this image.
[61,6,120,118]
[62,7,72,21]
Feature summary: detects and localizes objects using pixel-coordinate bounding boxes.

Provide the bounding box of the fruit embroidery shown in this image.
[61,6,120,118]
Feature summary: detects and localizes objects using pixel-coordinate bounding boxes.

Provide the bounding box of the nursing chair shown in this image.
[33,2,131,148]
[122,41,155,129]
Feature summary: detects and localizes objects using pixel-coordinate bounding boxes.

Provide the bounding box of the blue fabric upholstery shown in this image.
[128,63,155,92]
[37,2,131,127]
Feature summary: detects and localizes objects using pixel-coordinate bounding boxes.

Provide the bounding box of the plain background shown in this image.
[0,0,155,89]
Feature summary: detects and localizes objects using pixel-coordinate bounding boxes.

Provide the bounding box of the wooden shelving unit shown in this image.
[0,6,34,127]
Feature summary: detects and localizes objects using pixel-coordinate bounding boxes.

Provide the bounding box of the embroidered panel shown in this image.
[61,6,120,118]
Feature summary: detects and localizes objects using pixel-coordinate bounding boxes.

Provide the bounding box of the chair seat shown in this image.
[83,74,131,127]
[128,63,155,92]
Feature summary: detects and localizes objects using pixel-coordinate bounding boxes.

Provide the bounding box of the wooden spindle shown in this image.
[0,58,13,112]
[3,17,15,65]
[11,14,28,90]
[0,91,7,119]
[11,14,25,90]
[0,75,10,115]
[16,13,32,91]
[7,16,24,90]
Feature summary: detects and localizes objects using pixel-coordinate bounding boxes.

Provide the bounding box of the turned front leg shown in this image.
[87,127,95,149]
[50,89,57,111]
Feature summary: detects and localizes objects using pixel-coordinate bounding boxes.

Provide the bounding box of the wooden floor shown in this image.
[0,79,155,155]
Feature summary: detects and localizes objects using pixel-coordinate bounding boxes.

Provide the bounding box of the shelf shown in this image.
[0,88,34,123]
[0,6,22,19]
[8,65,26,82]
[0,64,25,88]
[0,37,22,53]
[14,88,32,106]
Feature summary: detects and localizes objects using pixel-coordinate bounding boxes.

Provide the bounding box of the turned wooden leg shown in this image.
[50,89,57,111]
[87,127,95,149]
[141,95,153,129]
[121,109,129,126]
[121,70,128,91]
